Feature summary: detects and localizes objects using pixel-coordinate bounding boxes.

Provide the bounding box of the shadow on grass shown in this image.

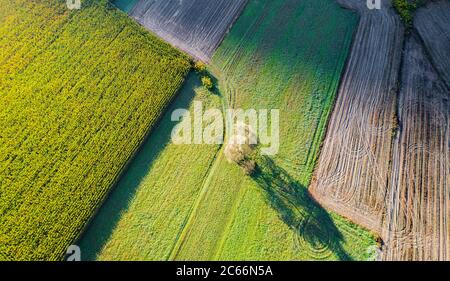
[251,155,352,260]
[207,73,222,97]
[195,69,222,97]
[77,73,201,260]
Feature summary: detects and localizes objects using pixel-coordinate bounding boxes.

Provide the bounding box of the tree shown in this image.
[224,123,258,175]
[194,61,207,73]
[201,76,213,90]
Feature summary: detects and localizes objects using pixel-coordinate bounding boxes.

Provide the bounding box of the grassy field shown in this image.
[81,0,376,260]
[0,0,190,260]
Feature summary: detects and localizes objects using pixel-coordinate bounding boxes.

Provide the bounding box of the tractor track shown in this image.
[310,0,449,260]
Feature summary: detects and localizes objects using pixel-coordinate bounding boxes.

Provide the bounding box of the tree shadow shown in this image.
[251,155,352,260]
[207,73,222,97]
[196,69,222,97]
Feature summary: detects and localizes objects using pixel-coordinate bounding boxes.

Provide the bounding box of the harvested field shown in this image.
[414,1,450,88]
[384,34,449,261]
[310,0,449,260]
[310,0,404,232]
[129,0,248,61]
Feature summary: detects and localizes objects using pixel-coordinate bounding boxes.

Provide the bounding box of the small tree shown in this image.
[194,61,207,73]
[201,76,213,90]
[224,123,258,175]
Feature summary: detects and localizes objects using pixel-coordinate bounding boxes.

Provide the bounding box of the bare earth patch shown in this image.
[310,0,404,233]
[129,0,248,62]
[384,33,449,261]
[414,1,450,88]
[310,0,449,260]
